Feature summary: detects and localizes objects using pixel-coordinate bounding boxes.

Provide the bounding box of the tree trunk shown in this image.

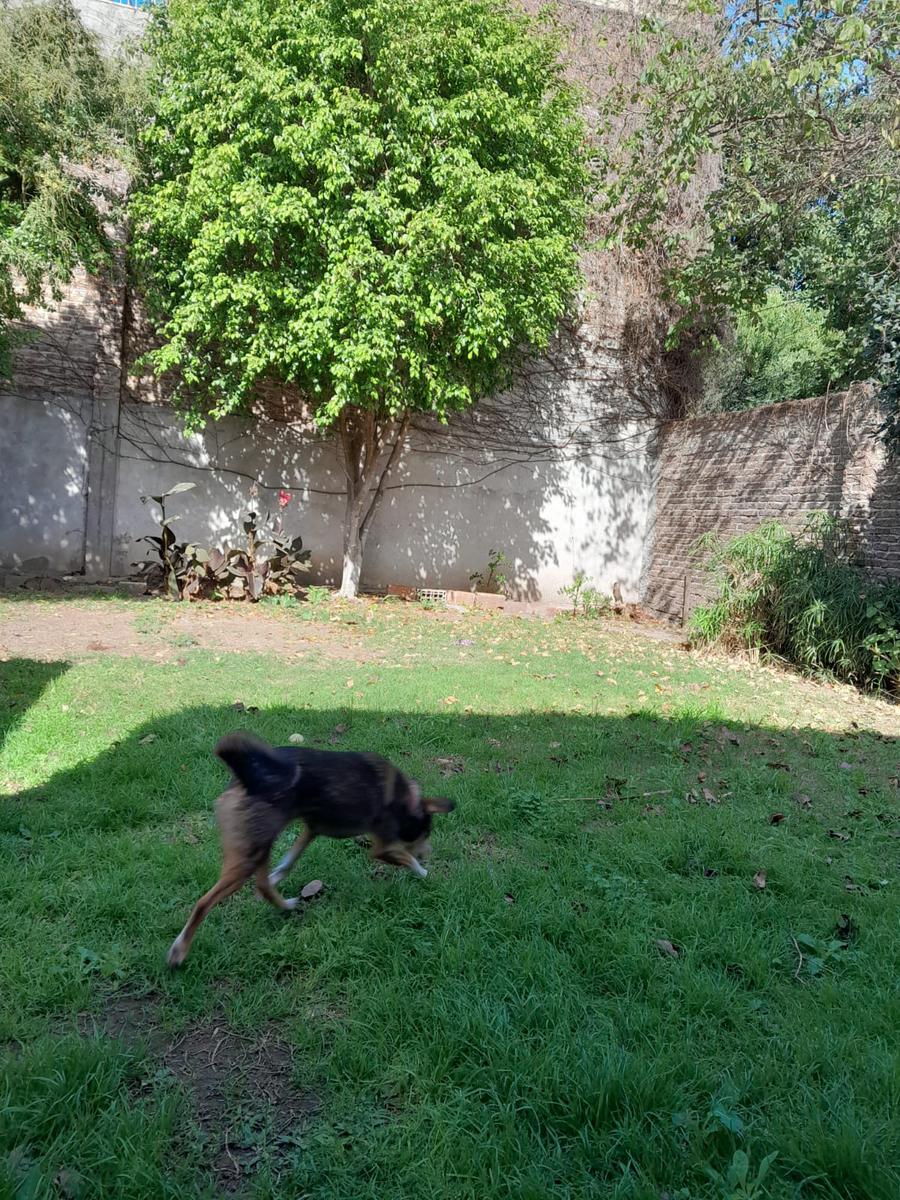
[336,410,409,599]
[338,491,365,600]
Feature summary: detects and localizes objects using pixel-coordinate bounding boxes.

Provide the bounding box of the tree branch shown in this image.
[360,412,410,540]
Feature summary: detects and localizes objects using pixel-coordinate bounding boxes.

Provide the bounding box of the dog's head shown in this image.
[401,780,454,858]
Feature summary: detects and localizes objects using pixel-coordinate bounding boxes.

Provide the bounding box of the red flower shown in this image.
[277,489,292,509]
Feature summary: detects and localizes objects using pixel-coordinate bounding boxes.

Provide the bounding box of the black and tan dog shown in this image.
[167,732,454,967]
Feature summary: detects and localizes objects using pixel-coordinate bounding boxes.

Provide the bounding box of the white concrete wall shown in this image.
[0,394,91,574]
[71,0,148,53]
[0,267,104,575]
[112,402,657,602]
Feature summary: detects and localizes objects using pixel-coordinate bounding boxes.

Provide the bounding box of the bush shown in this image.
[690,514,900,692]
[133,484,311,601]
[702,288,845,413]
[559,572,612,619]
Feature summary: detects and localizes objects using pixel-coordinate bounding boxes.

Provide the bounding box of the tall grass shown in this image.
[690,514,900,691]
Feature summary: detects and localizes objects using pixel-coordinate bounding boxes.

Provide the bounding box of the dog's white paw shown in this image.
[283,897,300,910]
[166,937,187,968]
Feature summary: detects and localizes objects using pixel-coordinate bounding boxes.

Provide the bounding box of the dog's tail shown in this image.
[215,733,301,796]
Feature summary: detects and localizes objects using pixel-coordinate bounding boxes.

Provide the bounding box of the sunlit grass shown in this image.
[1,601,898,1198]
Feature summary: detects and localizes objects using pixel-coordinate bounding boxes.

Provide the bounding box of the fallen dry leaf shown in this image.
[702,787,718,805]
[139,733,157,745]
[289,733,305,744]
[795,794,812,809]
[656,938,679,958]
[844,876,864,893]
[301,880,324,899]
[839,762,854,771]
[643,804,664,816]
[766,762,791,773]
[753,870,767,890]
[828,829,851,841]
[769,812,786,825]
[503,893,516,904]
[443,696,459,705]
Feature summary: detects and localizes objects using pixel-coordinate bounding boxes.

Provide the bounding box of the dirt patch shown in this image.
[75,991,166,1048]
[0,601,380,663]
[72,991,319,1194]
[163,1018,319,1191]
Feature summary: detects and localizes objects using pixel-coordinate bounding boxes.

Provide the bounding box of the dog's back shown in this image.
[215,734,406,837]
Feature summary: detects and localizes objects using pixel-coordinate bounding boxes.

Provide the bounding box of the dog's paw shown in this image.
[166,938,187,969]
[283,897,300,911]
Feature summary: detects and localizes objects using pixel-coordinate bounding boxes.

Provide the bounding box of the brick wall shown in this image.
[643,387,900,622]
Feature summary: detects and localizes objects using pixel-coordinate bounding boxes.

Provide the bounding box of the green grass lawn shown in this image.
[1,598,898,1199]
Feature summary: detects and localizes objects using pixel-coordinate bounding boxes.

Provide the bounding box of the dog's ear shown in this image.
[424,797,455,814]
[405,780,424,816]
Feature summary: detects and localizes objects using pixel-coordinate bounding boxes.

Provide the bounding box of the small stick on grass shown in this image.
[790,935,804,980]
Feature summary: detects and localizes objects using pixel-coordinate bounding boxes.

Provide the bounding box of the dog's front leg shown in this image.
[268,827,316,886]
[371,839,428,878]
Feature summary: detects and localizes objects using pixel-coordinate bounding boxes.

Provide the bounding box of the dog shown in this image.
[166,732,454,967]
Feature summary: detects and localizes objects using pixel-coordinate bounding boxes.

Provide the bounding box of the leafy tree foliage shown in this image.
[704,286,844,411]
[0,0,140,376]
[132,0,590,595]
[599,0,899,435]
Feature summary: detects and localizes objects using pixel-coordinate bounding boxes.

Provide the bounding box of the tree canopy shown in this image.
[599,0,899,435]
[132,0,590,592]
[0,0,140,376]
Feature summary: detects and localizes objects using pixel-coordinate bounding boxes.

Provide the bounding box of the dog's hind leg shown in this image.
[166,854,255,968]
[268,827,315,886]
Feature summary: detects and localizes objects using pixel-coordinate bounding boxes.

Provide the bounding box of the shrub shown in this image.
[559,572,612,620]
[469,550,509,596]
[702,288,844,413]
[690,514,900,691]
[133,484,311,601]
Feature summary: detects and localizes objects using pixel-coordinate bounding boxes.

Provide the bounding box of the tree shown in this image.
[131,0,590,596]
[704,286,845,412]
[598,0,899,434]
[0,0,141,377]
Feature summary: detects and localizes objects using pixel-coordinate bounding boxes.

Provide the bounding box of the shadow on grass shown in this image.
[0,658,70,750]
[1,671,898,1200]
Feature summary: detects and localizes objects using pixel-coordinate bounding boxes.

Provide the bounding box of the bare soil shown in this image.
[0,601,380,662]
[72,991,319,1193]
[0,593,680,662]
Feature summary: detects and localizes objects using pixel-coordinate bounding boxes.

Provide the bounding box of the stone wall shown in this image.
[642,388,900,622]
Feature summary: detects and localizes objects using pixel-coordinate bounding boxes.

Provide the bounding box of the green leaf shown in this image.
[711,1100,745,1136]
